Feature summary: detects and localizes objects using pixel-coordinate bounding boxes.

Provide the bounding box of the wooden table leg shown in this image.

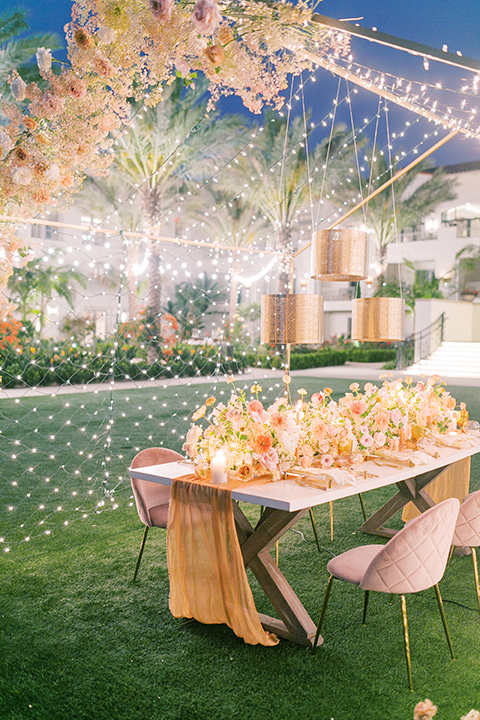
[360,466,449,538]
[233,503,319,647]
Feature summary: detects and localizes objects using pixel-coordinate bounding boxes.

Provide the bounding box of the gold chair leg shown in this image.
[133,525,149,582]
[363,591,369,626]
[309,508,322,555]
[471,547,480,618]
[329,502,334,541]
[275,540,279,566]
[447,545,455,565]
[313,575,334,655]
[358,493,367,521]
[434,583,455,660]
[400,595,414,692]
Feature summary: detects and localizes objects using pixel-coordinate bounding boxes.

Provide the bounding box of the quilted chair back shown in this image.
[452,489,480,547]
[131,447,183,527]
[360,498,460,594]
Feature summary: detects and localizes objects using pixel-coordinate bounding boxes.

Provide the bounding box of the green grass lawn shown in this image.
[1,376,480,719]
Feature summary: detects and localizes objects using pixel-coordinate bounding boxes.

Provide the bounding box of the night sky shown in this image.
[2,0,480,166]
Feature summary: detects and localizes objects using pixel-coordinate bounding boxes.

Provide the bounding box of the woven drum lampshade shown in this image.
[311,228,368,281]
[261,294,324,344]
[351,297,405,342]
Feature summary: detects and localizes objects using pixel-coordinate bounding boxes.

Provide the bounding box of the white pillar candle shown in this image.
[211,451,228,484]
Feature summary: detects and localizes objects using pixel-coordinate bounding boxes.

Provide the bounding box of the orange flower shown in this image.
[62,175,75,188]
[252,434,272,454]
[23,117,37,131]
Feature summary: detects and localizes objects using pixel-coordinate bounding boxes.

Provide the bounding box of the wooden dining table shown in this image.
[130,438,480,648]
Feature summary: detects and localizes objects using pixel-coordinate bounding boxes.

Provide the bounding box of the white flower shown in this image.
[462,712,480,720]
[11,167,33,185]
[182,424,203,459]
[36,47,52,72]
[11,75,27,101]
[44,164,60,182]
[97,27,116,44]
[191,0,222,34]
[0,129,13,152]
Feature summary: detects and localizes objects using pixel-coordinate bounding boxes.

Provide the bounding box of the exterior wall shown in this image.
[415,298,480,341]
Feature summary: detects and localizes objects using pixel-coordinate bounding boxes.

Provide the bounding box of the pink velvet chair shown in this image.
[313,498,460,691]
[130,447,183,582]
[452,488,480,617]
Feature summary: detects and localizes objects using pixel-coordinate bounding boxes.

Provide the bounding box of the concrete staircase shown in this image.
[407,342,480,378]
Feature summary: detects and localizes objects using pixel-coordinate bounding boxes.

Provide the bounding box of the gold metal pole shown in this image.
[311,14,480,74]
[294,130,458,258]
[0,214,284,257]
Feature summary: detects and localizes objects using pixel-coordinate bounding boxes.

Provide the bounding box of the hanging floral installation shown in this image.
[0,0,348,316]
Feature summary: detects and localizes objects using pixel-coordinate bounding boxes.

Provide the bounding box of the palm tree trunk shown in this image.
[228,261,240,321]
[127,242,139,320]
[143,187,162,363]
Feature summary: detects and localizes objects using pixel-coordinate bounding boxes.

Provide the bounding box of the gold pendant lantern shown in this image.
[311,228,368,281]
[351,297,405,342]
[261,294,324,345]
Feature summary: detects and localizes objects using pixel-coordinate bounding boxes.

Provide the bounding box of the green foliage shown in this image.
[163,274,226,340]
[0,9,61,102]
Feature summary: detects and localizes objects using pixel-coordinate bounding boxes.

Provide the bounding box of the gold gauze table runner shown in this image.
[167,474,279,646]
[402,457,471,522]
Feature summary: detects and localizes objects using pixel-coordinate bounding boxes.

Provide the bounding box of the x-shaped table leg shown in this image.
[232,503,319,647]
[360,465,450,538]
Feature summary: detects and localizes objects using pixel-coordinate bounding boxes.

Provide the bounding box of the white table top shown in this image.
[130,440,480,513]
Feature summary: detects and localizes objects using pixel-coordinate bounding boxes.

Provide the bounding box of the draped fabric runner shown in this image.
[167,474,279,646]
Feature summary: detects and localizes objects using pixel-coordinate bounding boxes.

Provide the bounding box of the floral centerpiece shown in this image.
[182,375,467,482]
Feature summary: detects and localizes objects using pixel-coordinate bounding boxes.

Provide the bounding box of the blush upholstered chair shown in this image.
[452,488,480,617]
[312,498,460,691]
[130,447,183,582]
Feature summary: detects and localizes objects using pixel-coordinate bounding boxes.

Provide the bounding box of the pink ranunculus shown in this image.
[68,77,87,99]
[350,399,367,416]
[40,93,64,118]
[402,423,412,440]
[247,400,263,415]
[94,53,116,77]
[375,410,390,432]
[191,0,222,34]
[321,454,334,468]
[175,59,190,77]
[311,392,324,408]
[149,0,174,24]
[374,432,386,448]
[391,408,402,426]
[349,382,360,392]
[416,381,425,392]
[360,433,374,448]
[299,444,314,469]
[270,411,289,430]
[261,447,279,472]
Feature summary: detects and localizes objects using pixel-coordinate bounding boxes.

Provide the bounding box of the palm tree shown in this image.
[239,113,362,292]
[201,189,268,321]
[334,154,457,281]
[111,78,246,360]
[77,173,144,320]
[0,10,61,103]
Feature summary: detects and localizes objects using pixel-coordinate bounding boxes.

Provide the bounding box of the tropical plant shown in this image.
[163,274,226,340]
[238,113,363,291]
[0,9,61,104]
[7,255,86,334]
[111,78,246,360]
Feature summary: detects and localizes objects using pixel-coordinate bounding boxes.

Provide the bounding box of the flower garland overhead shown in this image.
[183,376,471,481]
[0,0,347,316]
